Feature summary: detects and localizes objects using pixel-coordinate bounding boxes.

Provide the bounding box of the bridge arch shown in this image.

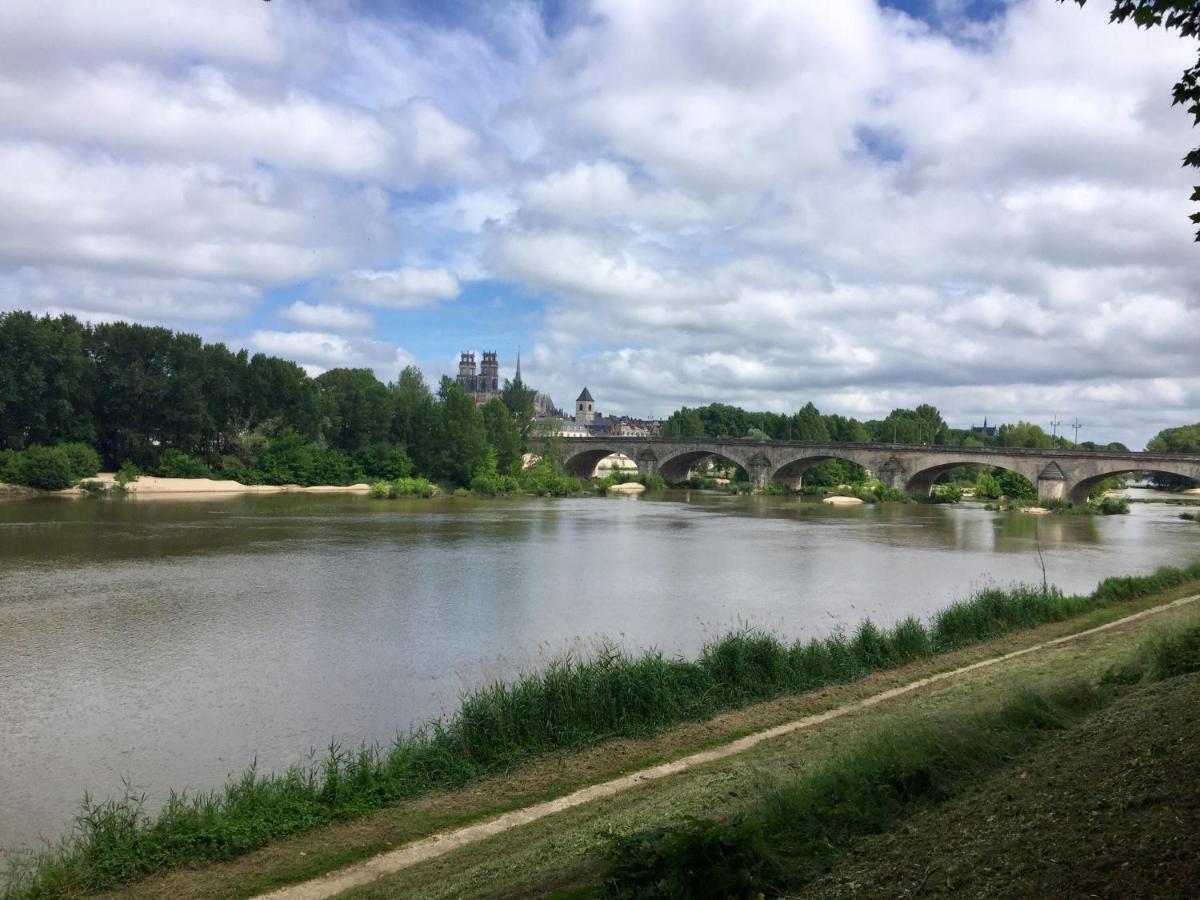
[561,447,636,478]
[770,453,871,491]
[903,458,1042,498]
[657,448,750,484]
[1067,465,1199,504]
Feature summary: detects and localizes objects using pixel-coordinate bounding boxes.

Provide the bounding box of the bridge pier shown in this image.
[1036,463,1066,503]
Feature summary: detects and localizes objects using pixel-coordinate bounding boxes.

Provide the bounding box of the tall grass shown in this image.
[1104,620,1200,685]
[5,562,1200,898]
[602,683,1107,899]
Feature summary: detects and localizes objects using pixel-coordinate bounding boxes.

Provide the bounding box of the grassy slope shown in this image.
[807,670,1200,899]
[68,582,1200,900]
[332,588,1200,899]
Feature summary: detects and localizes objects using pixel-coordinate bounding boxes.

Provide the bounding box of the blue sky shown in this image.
[0,0,1196,446]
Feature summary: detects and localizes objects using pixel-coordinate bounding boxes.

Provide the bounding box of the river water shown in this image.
[1,489,1196,857]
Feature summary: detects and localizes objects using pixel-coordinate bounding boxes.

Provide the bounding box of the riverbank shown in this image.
[6,563,1200,899]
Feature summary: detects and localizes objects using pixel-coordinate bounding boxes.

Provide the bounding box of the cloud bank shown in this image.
[0,0,1196,445]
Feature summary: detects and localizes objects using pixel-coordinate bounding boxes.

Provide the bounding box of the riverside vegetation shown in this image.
[5,561,1200,898]
[599,617,1200,899]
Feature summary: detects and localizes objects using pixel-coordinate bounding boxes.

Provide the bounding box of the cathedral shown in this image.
[455,350,558,414]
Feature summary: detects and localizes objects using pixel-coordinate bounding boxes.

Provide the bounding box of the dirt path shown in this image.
[256,593,1200,900]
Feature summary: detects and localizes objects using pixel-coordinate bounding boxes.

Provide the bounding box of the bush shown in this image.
[151,448,211,479]
[520,459,583,496]
[370,477,437,499]
[927,483,963,504]
[973,472,1001,499]
[115,460,140,487]
[1094,496,1130,515]
[0,448,18,483]
[998,470,1037,501]
[59,443,101,479]
[16,446,75,490]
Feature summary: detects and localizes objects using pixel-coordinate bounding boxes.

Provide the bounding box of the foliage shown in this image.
[254,431,360,487]
[519,458,583,496]
[998,470,1037,501]
[469,449,520,495]
[149,449,212,479]
[10,446,75,490]
[973,472,1002,499]
[1094,496,1131,515]
[370,477,438,499]
[8,564,1200,896]
[59,443,101,480]
[0,442,100,489]
[115,460,140,487]
[927,483,964,503]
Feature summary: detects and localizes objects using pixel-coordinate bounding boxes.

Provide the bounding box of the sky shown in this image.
[0,0,1196,448]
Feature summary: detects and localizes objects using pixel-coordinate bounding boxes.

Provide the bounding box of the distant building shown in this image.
[576,387,595,425]
[970,417,997,438]
[456,351,502,406]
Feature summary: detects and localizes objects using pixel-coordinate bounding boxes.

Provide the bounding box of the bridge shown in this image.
[547,437,1200,503]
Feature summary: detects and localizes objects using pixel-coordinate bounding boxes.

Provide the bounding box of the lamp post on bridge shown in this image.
[1071,418,1083,448]
[1050,415,1062,441]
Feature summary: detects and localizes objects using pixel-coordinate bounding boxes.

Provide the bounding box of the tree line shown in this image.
[0,311,535,489]
[2,311,1196,493]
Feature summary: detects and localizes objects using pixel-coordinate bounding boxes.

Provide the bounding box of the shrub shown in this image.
[1094,496,1130,515]
[927,483,963,504]
[520,459,583,496]
[59,443,101,479]
[115,460,140,487]
[998,470,1037,501]
[151,448,211,479]
[16,446,75,490]
[974,472,1002,499]
[0,448,18,483]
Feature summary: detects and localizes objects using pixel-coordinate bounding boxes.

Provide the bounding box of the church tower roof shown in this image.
[577,387,593,402]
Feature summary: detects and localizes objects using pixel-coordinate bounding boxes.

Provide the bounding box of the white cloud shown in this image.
[0,0,1197,447]
[279,301,373,333]
[250,329,414,379]
[333,267,461,309]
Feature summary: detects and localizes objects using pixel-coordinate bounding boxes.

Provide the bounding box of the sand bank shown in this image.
[62,473,371,496]
[823,495,864,505]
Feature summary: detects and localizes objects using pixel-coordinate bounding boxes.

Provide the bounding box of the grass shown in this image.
[5,562,1200,898]
[601,683,1108,899]
[1103,619,1200,685]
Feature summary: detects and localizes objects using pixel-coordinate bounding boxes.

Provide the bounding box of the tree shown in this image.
[433,377,489,485]
[482,397,523,474]
[662,407,705,437]
[1064,1,1200,239]
[315,368,391,454]
[501,377,536,448]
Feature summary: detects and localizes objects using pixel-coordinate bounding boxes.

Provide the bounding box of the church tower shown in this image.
[576,387,594,425]
[480,351,499,392]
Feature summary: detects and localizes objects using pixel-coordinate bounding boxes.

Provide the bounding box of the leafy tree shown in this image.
[1064,1,1200,239]
[316,368,391,454]
[501,377,536,448]
[482,397,523,474]
[433,378,489,485]
[1146,420,1200,488]
[996,421,1055,449]
[662,407,705,437]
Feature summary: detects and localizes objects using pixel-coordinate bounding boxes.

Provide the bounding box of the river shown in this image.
[1,489,1196,858]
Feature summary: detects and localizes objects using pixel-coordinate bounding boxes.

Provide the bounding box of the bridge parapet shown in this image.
[537,436,1200,501]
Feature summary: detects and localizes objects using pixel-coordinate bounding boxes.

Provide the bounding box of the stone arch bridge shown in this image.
[544,437,1200,503]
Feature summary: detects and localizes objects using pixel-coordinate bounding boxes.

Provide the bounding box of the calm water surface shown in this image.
[1,489,1196,856]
